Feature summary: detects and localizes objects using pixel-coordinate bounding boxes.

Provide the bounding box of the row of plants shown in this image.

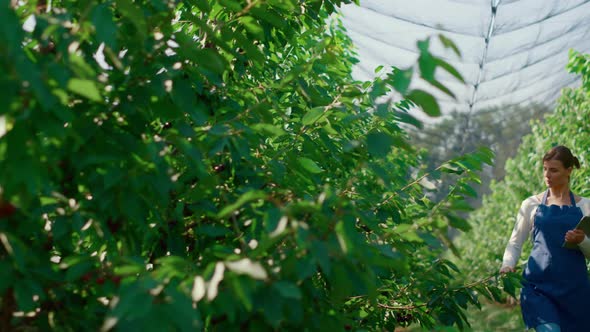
[1,0,519,330]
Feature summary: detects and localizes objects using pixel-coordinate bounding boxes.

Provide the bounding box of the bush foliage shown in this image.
[0,0,516,331]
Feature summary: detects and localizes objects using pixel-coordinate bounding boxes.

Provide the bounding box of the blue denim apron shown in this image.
[520,190,590,331]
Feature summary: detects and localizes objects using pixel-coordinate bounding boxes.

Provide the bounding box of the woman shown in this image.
[500,145,590,332]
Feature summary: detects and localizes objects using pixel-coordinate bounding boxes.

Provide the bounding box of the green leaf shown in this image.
[239,16,264,39]
[219,0,242,11]
[439,34,462,57]
[455,290,469,309]
[389,67,413,95]
[114,264,144,275]
[417,39,436,81]
[450,199,473,212]
[335,217,360,254]
[234,30,266,65]
[252,123,286,137]
[311,241,331,276]
[395,224,423,242]
[436,58,465,83]
[92,4,118,49]
[366,132,394,157]
[458,183,478,198]
[302,107,325,126]
[197,225,232,238]
[394,110,423,129]
[67,78,102,102]
[502,275,517,298]
[196,49,227,75]
[263,207,282,234]
[429,79,456,99]
[369,79,388,100]
[14,280,36,311]
[65,260,95,282]
[250,7,287,29]
[217,191,266,218]
[406,89,441,117]
[489,286,504,302]
[231,277,253,311]
[116,0,147,37]
[194,0,212,13]
[298,157,323,173]
[446,213,471,232]
[70,54,97,79]
[0,261,14,294]
[170,79,202,123]
[261,292,283,328]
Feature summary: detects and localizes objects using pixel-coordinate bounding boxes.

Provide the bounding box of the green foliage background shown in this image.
[0,0,514,331]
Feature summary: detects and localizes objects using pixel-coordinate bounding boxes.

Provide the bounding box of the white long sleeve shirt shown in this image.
[501,196,590,269]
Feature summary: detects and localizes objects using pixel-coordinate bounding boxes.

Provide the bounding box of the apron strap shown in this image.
[542,189,576,206]
[542,189,549,205]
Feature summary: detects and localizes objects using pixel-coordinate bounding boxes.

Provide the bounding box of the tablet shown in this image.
[563,215,590,249]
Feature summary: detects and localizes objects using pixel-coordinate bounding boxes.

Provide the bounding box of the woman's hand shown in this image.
[499,266,514,274]
[564,229,585,245]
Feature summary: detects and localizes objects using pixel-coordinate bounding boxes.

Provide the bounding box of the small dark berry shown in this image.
[0,202,16,218]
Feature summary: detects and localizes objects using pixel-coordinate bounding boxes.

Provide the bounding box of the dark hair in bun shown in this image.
[543,145,580,169]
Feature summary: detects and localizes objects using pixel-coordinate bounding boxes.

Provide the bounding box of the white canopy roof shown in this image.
[339,0,590,119]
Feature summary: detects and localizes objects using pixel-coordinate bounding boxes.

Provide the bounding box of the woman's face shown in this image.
[543,159,572,188]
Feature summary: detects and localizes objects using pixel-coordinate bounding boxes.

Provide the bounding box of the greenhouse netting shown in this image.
[339,0,590,119]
